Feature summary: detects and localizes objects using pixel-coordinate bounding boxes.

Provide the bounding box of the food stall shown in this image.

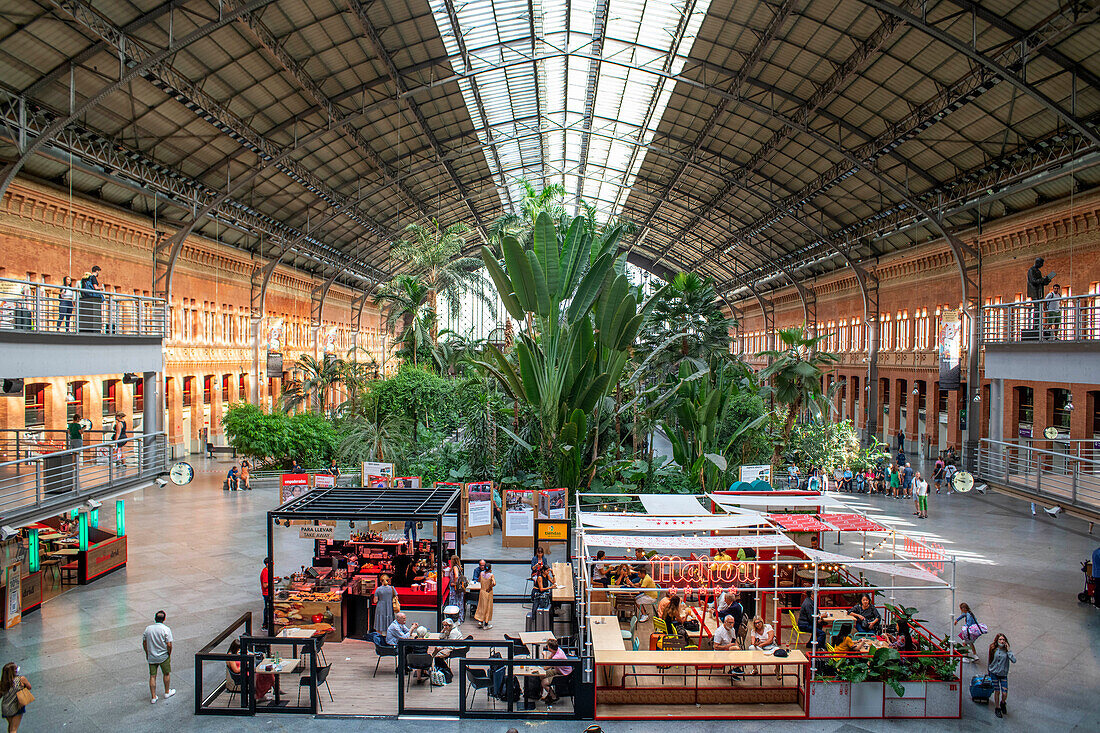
[266,484,464,637]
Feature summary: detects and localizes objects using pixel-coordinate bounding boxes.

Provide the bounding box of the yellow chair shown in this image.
[652,617,669,635]
[787,610,807,647]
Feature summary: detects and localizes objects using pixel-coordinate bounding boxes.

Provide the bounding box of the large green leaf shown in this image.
[558,217,586,296]
[481,246,524,321]
[515,340,542,407]
[533,211,560,301]
[502,235,537,313]
[525,249,552,316]
[567,252,613,322]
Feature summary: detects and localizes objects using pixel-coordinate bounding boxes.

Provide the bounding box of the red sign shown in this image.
[313,473,335,489]
[903,536,946,575]
[652,556,759,589]
[280,473,310,502]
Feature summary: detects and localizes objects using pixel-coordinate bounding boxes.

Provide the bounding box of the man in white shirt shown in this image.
[712,615,744,680]
[142,610,175,704]
[914,471,930,519]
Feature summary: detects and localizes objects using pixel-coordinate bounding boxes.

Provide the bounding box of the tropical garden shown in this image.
[223,182,885,493]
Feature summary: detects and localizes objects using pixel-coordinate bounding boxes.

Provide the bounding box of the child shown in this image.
[953,602,982,660]
[987,633,1016,717]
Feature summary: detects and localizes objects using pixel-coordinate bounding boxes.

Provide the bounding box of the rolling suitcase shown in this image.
[525,608,552,632]
[970,674,994,703]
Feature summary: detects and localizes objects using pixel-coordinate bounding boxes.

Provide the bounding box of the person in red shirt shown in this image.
[261,557,274,631]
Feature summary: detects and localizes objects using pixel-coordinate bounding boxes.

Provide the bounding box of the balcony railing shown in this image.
[977,438,1100,514]
[0,276,167,337]
[0,432,167,524]
[981,295,1100,345]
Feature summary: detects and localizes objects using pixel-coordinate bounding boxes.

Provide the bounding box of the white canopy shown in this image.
[583,533,798,552]
[709,493,850,511]
[803,547,948,586]
[579,512,771,530]
[638,494,712,515]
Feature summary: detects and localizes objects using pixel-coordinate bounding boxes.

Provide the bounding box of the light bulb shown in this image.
[973,393,981,403]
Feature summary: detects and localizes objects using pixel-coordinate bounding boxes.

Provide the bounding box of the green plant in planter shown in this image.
[884,604,925,625]
[908,655,960,682]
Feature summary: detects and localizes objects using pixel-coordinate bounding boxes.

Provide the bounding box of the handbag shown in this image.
[392,596,401,613]
[16,687,34,707]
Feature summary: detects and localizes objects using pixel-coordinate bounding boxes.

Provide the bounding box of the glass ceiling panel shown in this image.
[429,0,712,220]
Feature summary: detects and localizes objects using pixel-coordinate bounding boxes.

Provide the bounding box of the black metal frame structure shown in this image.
[266,485,464,631]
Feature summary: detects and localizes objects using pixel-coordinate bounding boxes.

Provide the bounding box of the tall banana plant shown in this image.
[475,211,653,490]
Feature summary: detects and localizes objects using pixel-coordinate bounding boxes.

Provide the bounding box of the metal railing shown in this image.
[0,427,120,462]
[0,432,167,522]
[977,438,1100,513]
[981,295,1100,344]
[0,276,167,337]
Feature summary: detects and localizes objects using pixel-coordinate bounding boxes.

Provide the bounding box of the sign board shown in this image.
[361,462,393,479]
[313,473,335,489]
[466,482,494,538]
[937,308,962,391]
[266,351,283,374]
[503,488,534,546]
[393,476,421,489]
[84,536,127,582]
[280,473,310,502]
[537,521,569,542]
[739,464,772,483]
[299,524,335,540]
[538,488,568,519]
[4,566,20,628]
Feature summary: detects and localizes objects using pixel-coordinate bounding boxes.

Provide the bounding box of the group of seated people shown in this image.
[384,612,468,683]
[797,591,916,660]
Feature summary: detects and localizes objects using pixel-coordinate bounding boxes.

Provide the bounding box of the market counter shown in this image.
[274,588,346,641]
[395,576,450,608]
[1,570,43,625]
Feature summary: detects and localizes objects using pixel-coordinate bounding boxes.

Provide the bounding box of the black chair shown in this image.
[405,652,435,692]
[503,634,531,657]
[466,667,496,709]
[297,663,333,710]
[315,635,328,665]
[372,640,397,677]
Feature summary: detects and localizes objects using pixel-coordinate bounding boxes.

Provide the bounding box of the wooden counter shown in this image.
[552,562,574,603]
[589,615,626,653]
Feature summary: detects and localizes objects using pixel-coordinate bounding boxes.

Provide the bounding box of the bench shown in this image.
[206,444,237,459]
[60,560,79,585]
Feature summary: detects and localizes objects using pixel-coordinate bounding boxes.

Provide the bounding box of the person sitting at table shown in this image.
[472,559,487,583]
[227,639,276,701]
[830,623,858,653]
[797,590,828,651]
[633,548,652,578]
[590,551,610,587]
[849,594,881,633]
[538,639,572,704]
[713,615,745,680]
[532,566,554,610]
[711,548,732,565]
[613,564,639,588]
[385,612,419,647]
[885,621,915,652]
[661,595,689,640]
[634,567,658,622]
[429,618,466,675]
[656,587,679,620]
[748,616,777,652]
[714,588,743,627]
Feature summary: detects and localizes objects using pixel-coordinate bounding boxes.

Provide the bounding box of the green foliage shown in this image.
[280,354,345,414]
[223,403,338,468]
[637,272,733,375]
[368,364,458,440]
[787,420,889,473]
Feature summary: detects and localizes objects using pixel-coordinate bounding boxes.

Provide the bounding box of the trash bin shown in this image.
[43,451,77,495]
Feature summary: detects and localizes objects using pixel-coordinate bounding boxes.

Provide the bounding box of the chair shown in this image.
[612,592,637,621]
[621,615,637,642]
[372,640,397,677]
[787,611,807,647]
[297,663,333,710]
[404,653,436,692]
[652,617,669,636]
[315,635,328,665]
[224,669,241,709]
[466,667,496,709]
[503,634,530,657]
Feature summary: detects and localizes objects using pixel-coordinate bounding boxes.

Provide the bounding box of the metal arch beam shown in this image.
[573,0,610,209]
[938,0,1100,91]
[858,0,1100,149]
[527,0,548,191]
[630,0,800,242]
[342,0,491,240]
[0,0,279,204]
[231,8,433,221]
[437,0,517,212]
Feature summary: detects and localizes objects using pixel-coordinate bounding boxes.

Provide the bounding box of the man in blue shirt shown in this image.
[226,464,240,491]
[902,462,915,499]
[386,612,418,647]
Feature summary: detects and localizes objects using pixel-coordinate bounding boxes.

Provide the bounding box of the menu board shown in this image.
[313,473,335,489]
[4,567,20,628]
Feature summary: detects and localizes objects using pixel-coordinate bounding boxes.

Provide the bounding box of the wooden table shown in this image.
[589,616,626,653]
[520,631,557,656]
[52,548,79,555]
[256,658,301,705]
[855,638,891,653]
[820,610,855,623]
[551,562,574,603]
[277,627,323,658]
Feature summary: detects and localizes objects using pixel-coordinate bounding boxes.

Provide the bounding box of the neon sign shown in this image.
[653,556,759,588]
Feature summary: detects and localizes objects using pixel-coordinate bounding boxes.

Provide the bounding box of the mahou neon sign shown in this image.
[653,556,760,588]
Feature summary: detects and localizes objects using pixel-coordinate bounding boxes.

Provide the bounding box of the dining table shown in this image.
[256,657,301,705]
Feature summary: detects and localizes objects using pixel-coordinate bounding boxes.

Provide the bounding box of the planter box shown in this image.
[808,680,850,718]
[925,680,962,718]
[849,681,884,717]
[886,681,925,698]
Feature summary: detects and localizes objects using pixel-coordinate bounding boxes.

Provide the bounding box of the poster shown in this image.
[467,482,493,528]
[4,567,20,628]
[937,308,962,391]
[361,462,394,480]
[393,476,421,489]
[313,473,335,489]
[505,489,534,536]
[739,464,771,483]
[280,473,310,502]
[365,475,390,489]
[538,488,567,519]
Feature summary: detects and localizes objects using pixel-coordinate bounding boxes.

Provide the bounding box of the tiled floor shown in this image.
[0,456,1097,732]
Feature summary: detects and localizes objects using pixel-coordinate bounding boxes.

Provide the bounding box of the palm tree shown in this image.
[487,179,567,249]
[280,354,345,414]
[390,220,491,331]
[337,401,410,463]
[759,326,839,467]
[637,272,734,375]
[374,275,432,368]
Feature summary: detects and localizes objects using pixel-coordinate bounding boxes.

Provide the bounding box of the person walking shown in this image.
[914,472,929,519]
[474,561,496,629]
[0,663,31,732]
[142,610,175,703]
[373,574,396,635]
[932,456,945,493]
[56,275,75,331]
[901,462,914,499]
[888,464,900,498]
[112,412,128,465]
[953,602,984,660]
[987,633,1016,718]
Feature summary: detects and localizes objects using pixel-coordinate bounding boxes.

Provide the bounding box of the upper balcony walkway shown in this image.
[981,295,1100,384]
[0,276,165,378]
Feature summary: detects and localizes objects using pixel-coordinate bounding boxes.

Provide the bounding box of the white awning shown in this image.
[638,494,711,515]
[803,548,948,586]
[709,493,850,511]
[583,533,797,553]
[579,512,771,530]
